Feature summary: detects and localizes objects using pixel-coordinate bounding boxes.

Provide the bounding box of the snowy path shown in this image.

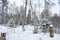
[0,25,60,40]
[6,31,60,40]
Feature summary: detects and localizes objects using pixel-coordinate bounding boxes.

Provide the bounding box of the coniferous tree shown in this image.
[32,11,39,26]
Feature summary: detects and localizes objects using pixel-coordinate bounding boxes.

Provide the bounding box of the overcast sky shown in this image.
[8,0,60,16]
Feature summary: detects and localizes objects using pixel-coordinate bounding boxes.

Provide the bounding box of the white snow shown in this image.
[0,25,60,40]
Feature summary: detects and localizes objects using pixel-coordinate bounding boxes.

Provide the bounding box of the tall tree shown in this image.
[1,0,8,24]
[22,0,28,31]
[14,7,20,26]
[43,0,55,19]
[27,9,31,24]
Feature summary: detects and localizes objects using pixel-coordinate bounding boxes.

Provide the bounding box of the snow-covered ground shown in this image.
[0,25,60,40]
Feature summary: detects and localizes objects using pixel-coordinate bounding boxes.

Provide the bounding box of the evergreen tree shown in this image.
[7,18,15,27]
[32,11,39,26]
